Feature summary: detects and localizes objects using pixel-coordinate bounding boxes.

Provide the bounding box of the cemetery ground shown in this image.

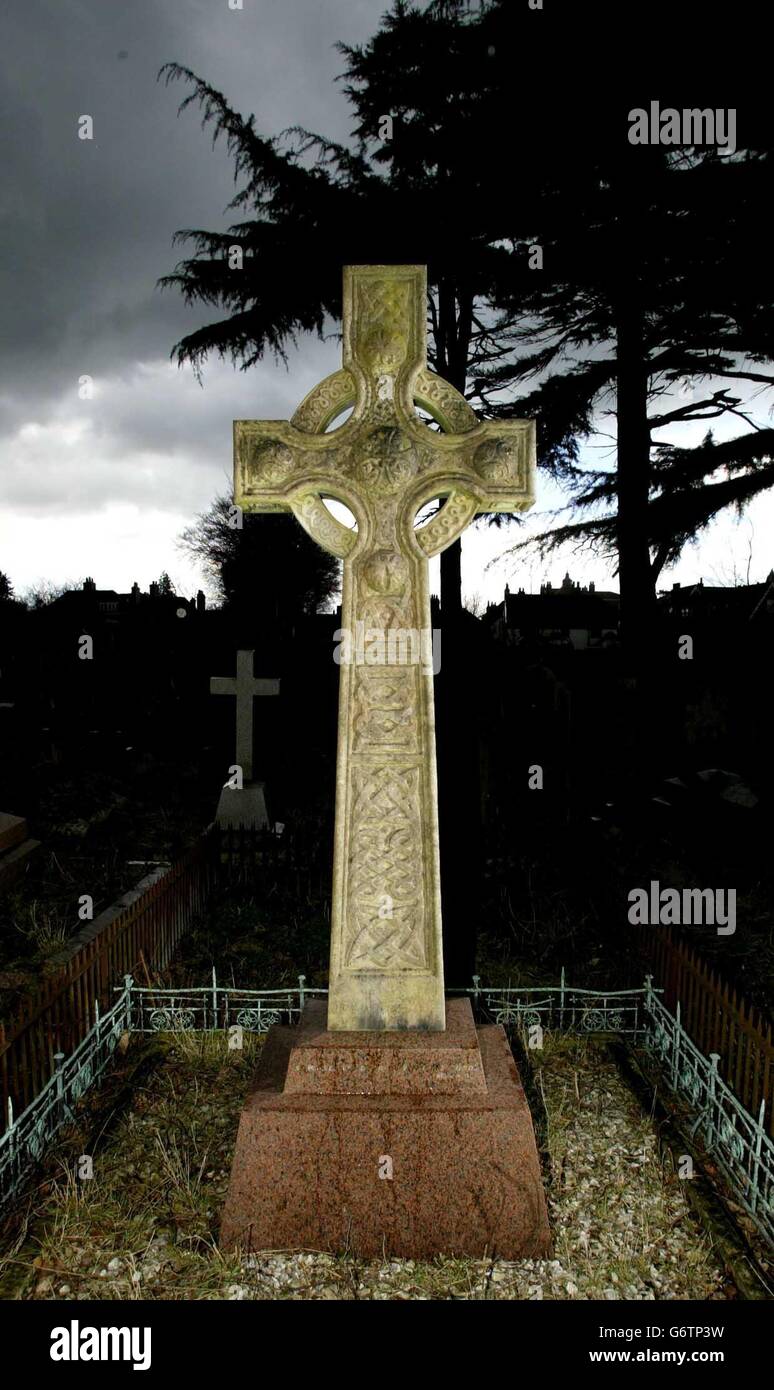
[165,802,774,1016]
[1,799,772,1300]
[1,722,772,1299]
[0,1028,747,1302]
[4,782,772,1020]
[0,737,217,1020]
[4,790,772,1017]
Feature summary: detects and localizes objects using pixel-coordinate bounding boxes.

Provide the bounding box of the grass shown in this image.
[166,862,331,995]
[0,754,216,1020]
[0,1032,259,1300]
[0,1030,728,1302]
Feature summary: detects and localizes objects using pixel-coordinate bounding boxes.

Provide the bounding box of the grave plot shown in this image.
[0,754,214,1020]
[0,1032,729,1302]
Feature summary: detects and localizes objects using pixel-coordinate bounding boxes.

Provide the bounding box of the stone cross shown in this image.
[210,649,279,782]
[234,265,535,1030]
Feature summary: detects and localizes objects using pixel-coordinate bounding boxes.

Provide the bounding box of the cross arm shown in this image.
[210,675,236,696]
[402,417,536,559]
[234,419,357,559]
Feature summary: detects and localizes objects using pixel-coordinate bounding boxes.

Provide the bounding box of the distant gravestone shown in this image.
[0,813,26,855]
[210,650,279,829]
[0,812,40,893]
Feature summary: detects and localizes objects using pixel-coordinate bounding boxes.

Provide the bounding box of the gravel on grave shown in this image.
[14,1031,726,1302]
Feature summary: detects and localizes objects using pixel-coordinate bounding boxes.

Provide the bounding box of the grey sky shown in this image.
[1,0,771,605]
[0,0,381,597]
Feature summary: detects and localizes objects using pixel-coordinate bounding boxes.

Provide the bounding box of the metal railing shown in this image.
[638,925,774,1137]
[469,969,649,1035]
[1,971,771,1248]
[0,827,218,1128]
[128,970,326,1034]
[0,985,131,1211]
[640,980,773,1245]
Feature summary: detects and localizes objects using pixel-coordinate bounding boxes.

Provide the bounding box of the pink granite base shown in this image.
[220,999,551,1260]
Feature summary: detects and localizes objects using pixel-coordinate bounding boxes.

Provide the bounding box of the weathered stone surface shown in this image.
[283,998,486,1096]
[234,265,535,1031]
[0,837,40,893]
[220,999,551,1259]
[0,813,27,855]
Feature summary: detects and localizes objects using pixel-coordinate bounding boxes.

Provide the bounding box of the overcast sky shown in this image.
[1,0,772,609]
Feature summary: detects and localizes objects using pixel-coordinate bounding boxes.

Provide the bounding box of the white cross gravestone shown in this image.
[220,265,550,1260]
[210,650,279,828]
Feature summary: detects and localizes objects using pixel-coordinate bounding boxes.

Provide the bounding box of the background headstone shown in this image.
[210,650,280,829]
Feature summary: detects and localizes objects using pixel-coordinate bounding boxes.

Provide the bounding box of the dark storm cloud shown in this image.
[0,0,381,528]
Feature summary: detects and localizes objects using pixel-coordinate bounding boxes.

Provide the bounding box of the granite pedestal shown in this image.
[220,998,551,1259]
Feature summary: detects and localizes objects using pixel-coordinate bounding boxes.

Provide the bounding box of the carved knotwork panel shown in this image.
[346,764,426,970]
[290,494,356,558]
[356,545,416,635]
[352,426,419,495]
[413,368,477,435]
[353,668,418,752]
[356,279,413,371]
[416,491,480,557]
[291,368,356,435]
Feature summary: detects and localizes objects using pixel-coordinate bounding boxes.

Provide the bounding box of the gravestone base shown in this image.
[0,813,41,895]
[214,782,271,830]
[220,998,551,1260]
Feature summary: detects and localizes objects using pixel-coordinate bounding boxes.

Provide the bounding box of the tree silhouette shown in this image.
[494,145,774,650]
[156,0,772,969]
[157,0,554,618]
[157,2,774,645]
[21,579,79,610]
[178,494,340,623]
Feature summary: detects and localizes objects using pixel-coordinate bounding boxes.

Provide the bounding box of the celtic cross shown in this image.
[234,264,535,1030]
